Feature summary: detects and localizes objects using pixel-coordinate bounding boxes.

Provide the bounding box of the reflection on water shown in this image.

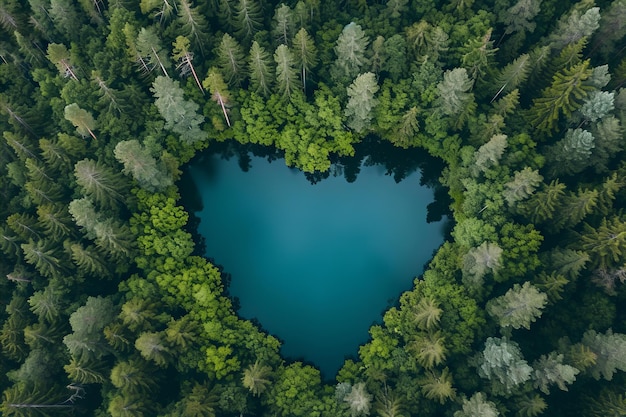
[188,153,446,378]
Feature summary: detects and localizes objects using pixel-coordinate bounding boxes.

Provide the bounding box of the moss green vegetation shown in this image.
[1,0,626,415]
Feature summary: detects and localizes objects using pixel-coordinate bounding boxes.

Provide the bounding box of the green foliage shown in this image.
[454,392,499,417]
[477,337,533,394]
[486,282,547,330]
[531,352,579,394]
[345,72,379,133]
[274,44,301,100]
[242,360,272,397]
[64,103,97,140]
[331,22,369,85]
[582,329,626,381]
[114,140,173,192]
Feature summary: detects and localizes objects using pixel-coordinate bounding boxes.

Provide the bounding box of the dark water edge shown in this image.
[178,138,453,379]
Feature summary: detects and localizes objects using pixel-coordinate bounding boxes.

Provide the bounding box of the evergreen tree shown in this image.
[548,5,601,50]
[582,329,626,381]
[343,382,372,417]
[503,167,543,207]
[454,392,499,417]
[242,360,272,396]
[172,35,204,94]
[248,41,273,96]
[436,67,475,129]
[331,22,369,85]
[216,33,246,85]
[486,282,547,330]
[234,0,262,40]
[203,68,233,127]
[135,26,172,77]
[135,331,170,367]
[546,128,595,176]
[74,158,126,209]
[46,42,78,80]
[64,103,97,140]
[477,337,533,394]
[409,331,447,369]
[274,44,300,100]
[114,139,173,192]
[176,0,209,53]
[462,242,503,288]
[272,4,294,46]
[421,368,456,404]
[292,28,317,92]
[532,352,579,394]
[344,72,379,133]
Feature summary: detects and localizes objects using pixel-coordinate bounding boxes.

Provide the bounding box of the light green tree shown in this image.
[477,337,533,394]
[242,360,272,397]
[331,22,369,84]
[64,103,97,140]
[345,72,379,133]
[248,41,273,96]
[486,282,547,330]
[274,44,300,100]
[454,392,499,417]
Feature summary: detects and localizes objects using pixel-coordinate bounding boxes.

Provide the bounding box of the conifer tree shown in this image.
[273,4,294,46]
[216,33,246,85]
[274,44,300,100]
[176,0,209,53]
[172,35,204,94]
[478,337,532,394]
[331,22,369,85]
[421,368,456,404]
[135,27,172,77]
[234,0,262,40]
[248,41,273,96]
[74,159,126,209]
[64,103,97,140]
[528,60,593,134]
[203,68,233,127]
[486,282,547,330]
[46,43,78,80]
[292,28,317,92]
[436,67,475,129]
[454,392,499,417]
[242,360,272,397]
[345,72,379,133]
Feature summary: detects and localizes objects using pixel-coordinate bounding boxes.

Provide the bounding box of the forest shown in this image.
[1,0,626,415]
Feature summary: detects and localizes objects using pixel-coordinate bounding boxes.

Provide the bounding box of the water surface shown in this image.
[189,154,445,377]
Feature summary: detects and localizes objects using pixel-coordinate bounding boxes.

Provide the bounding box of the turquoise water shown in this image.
[189,154,446,378]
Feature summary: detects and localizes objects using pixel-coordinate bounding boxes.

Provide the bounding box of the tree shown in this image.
[518,180,566,223]
[491,54,531,102]
[473,134,507,174]
[114,140,173,192]
[63,296,116,361]
[273,4,294,46]
[580,217,626,268]
[343,382,372,417]
[176,0,209,53]
[345,72,379,133]
[64,103,97,140]
[461,30,497,82]
[28,282,62,323]
[37,204,72,240]
[21,239,63,279]
[436,67,475,129]
[486,282,547,330]
[411,297,442,330]
[582,329,626,381]
[547,128,595,176]
[203,68,232,127]
[235,0,262,40]
[548,6,601,50]
[135,331,170,367]
[462,242,503,288]
[408,331,447,369]
[172,35,204,94]
[108,393,148,417]
[74,159,126,209]
[590,116,623,173]
[292,28,317,92]
[248,41,273,96]
[477,337,533,394]
[216,33,246,85]
[421,368,456,404]
[110,360,157,394]
[331,22,369,84]
[515,394,547,417]
[151,76,206,143]
[527,60,593,134]
[94,219,136,260]
[503,167,542,207]
[1,383,77,416]
[499,0,541,35]
[454,392,499,417]
[64,357,107,384]
[274,44,300,100]
[580,91,615,123]
[532,352,579,394]
[135,26,171,77]
[68,197,99,238]
[46,42,78,80]
[68,242,110,277]
[242,360,272,397]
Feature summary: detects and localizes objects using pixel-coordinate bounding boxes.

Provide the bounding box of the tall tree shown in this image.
[135,26,172,77]
[274,44,300,100]
[436,67,475,129]
[331,22,369,85]
[248,41,273,96]
[477,337,533,394]
[344,72,379,133]
[203,68,233,127]
[453,392,499,417]
[74,159,126,209]
[114,139,173,192]
[234,0,262,40]
[582,329,626,381]
[216,33,246,85]
[292,28,317,92]
[46,43,78,80]
[343,382,372,417]
[242,360,272,397]
[176,0,209,53]
[532,352,579,394]
[486,282,547,330]
[272,4,294,46]
[64,103,97,140]
[172,35,204,94]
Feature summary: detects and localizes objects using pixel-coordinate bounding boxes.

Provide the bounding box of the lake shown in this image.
[187,151,446,378]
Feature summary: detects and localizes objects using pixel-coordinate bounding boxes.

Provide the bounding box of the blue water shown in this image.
[189,154,446,377]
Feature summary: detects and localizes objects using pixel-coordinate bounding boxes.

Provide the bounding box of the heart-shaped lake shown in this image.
[186,151,447,377]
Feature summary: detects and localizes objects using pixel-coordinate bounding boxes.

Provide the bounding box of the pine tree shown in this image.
[580,217,626,268]
[527,60,593,134]
[274,44,300,100]
[547,128,595,176]
[64,103,97,140]
[499,0,541,35]
[548,5,601,50]
[515,394,547,417]
[176,0,209,54]
[518,180,566,223]
[64,357,107,384]
[436,67,475,129]
[503,167,543,207]
[454,392,499,417]
[46,43,78,80]
[272,4,294,46]
[135,331,170,367]
[21,239,64,279]
[582,329,626,381]
[114,139,173,192]
[548,248,590,280]
[486,282,547,330]
[216,33,246,85]
[28,282,63,323]
[491,54,531,102]
[292,28,317,92]
[68,242,110,277]
[462,242,503,288]
[473,134,507,174]
[331,22,369,85]
[460,29,497,82]
[203,68,233,127]
[172,35,204,94]
[74,159,126,209]
[411,296,442,330]
[478,337,532,394]
[135,26,172,77]
[234,0,262,40]
[345,72,379,133]
[532,352,579,394]
[248,41,273,96]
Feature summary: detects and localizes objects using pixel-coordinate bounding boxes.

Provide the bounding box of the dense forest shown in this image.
[1,0,626,415]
